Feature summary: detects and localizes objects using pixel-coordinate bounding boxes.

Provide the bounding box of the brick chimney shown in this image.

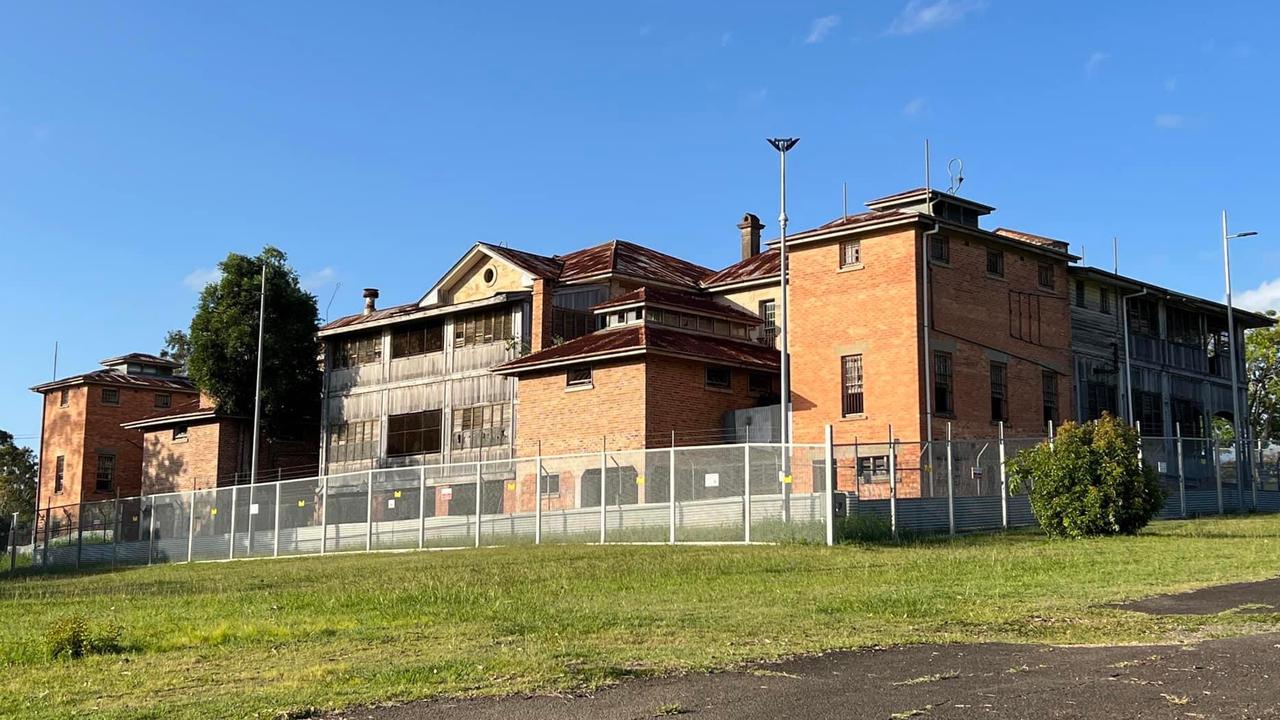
[362,288,379,315]
[738,213,764,260]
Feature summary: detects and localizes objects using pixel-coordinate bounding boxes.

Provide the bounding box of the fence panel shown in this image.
[150,493,192,564]
[190,487,234,561]
[601,450,662,543]
[371,468,427,550]
[423,462,482,549]
[480,458,531,547]
[277,477,325,556]
[324,471,370,553]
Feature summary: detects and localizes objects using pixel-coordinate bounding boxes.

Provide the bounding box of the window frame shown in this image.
[386,409,443,457]
[704,365,732,391]
[933,351,954,416]
[1042,370,1058,427]
[154,392,172,409]
[54,456,65,493]
[95,453,116,493]
[930,236,950,264]
[391,321,445,359]
[1075,279,1086,308]
[989,361,1008,423]
[332,332,383,369]
[748,371,773,395]
[1100,288,1112,314]
[59,388,69,408]
[540,472,561,497]
[839,239,862,269]
[856,455,890,483]
[1037,263,1055,291]
[172,424,189,442]
[986,248,1005,278]
[841,354,865,417]
[566,366,593,389]
[101,387,120,406]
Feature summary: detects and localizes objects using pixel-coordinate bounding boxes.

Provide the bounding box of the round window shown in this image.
[482,267,497,285]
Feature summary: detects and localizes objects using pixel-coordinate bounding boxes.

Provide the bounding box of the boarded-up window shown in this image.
[391,321,444,358]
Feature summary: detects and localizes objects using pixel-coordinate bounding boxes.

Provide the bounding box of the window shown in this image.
[54,456,65,493]
[841,354,865,416]
[930,236,950,264]
[453,307,513,348]
[95,454,116,493]
[327,419,380,463]
[934,351,954,415]
[1136,390,1163,436]
[1038,263,1055,290]
[101,387,120,405]
[1075,280,1086,308]
[1127,298,1159,336]
[705,365,732,390]
[990,362,1008,423]
[386,410,443,456]
[986,249,1004,277]
[1042,371,1058,426]
[840,239,862,268]
[1009,291,1044,345]
[540,472,561,496]
[173,425,189,442]
[748,371,773,395]
[482,267,497,285]
[857,455,889,482]
[154,392,171,409]
[59,388,69,407]
[567,366,593,388]
[333,332,382,369]
[391,321,444,358]
[452,404,508,449]
[1100,288,1112,314]
[757,300,777,345]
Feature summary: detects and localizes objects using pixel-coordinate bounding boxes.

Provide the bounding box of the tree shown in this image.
[187,247,321,439]
[1007,414,1166,538]
[160,329,191,371]
[1245,310,1280,446]
[0,430,38,535]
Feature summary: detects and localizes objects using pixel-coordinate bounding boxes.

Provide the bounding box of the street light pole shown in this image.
[766,138,798,453]
[1222,209,1258,507]
[250,263,267,487]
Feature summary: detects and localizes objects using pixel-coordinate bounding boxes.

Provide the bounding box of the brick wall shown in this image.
[141,420,225,494]
[643,355,766,446]
[37,386,87,512]
[514,360,648,457]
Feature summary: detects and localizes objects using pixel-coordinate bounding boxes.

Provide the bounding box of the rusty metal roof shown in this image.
[99,352,181,368]
[593,286,763,324]
[319,301,421,332]
[559,239,711,288]
[993,227,1071,253]
[480,243,564,279]
[32,369,198,394]
[701,248,781,287]
[494,323,779,374]
[120,397,242,430]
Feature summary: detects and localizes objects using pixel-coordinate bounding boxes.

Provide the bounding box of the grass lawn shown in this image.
[3,515,1280,719]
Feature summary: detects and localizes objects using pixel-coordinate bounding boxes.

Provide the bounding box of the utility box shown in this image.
[832,491,851,518]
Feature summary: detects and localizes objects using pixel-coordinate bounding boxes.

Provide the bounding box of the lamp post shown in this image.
[1222,209,1258,507]
[766,138,798,452]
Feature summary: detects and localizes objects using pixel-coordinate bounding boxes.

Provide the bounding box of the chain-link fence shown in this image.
[12,441,832,575]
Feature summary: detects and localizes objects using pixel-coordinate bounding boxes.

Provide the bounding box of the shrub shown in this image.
[46,614,124,659]
[1007,414,1166,538]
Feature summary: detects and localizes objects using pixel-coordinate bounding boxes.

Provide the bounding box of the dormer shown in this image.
[591,287,762,340]
[865,188,995,228]
[99,353,182,377]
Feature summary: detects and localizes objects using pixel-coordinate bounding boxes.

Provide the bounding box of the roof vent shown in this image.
[362,288,379,315]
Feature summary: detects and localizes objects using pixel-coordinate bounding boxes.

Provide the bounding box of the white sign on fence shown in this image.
[704,473,720,488]
[249,504,260,515]
[387,498,396,509]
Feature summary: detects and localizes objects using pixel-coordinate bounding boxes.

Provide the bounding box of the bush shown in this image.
[46,614,124,659]
[1007,414,1166,538]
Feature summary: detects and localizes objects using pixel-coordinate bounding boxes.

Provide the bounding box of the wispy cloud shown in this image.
[301,267,338,292]
[1154,113,1186,129]
[1085,51,1109,77]
[887,0,985,35]
[1163,77,1178,92]
[805,15,841,44]
[902,97,927,117]
[1236,277,1280,312]
[1232,41,1253,58]
[183,267,221,292]
[720,31,732,47]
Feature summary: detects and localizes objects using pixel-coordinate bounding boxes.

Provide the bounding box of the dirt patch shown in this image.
[1116,577,1280,616]
[330,632,1280,719]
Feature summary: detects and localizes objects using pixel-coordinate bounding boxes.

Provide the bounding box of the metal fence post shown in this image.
[534,443,543,546]
[1252,439,1261,510]
[998,421,1008,530]
[319,476,328,555]
[273,481,282,558]
[474,462,482,548]
[187,490,196,563]
[112,494,121,569]
[1176,423,1187,518]
[76,507,84,570]
[366,471,374,552]
[1135,421,1143,463]
[418,466,427,550]
[743,443,752,543]
[668,434,677,544]
[147,497,155,565]
[1048,420,1055,451]
[42,508,50,569]
[946,421,955,536]
[824,425,835,547]
[1213,434,1224,514]
[888,424,897,540]
[599,440,607,545]
[229,484,238,560]
[247,484,255,557]
[9,512,17,574]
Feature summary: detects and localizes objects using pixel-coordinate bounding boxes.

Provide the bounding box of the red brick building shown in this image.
[30,354,199,513]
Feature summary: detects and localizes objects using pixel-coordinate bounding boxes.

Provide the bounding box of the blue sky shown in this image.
[2,1,1277,442]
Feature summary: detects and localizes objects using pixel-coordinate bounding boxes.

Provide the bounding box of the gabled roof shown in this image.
[481,243,564,279]
[558,239,712,288]
[99,352,182,369]
[865,187,996,213]
[319,300,421,332]
[31,369,198,394]
[994,228,1071,253]
[493,323,779,374]
[701,248,780,288]
[120,398,240,431]
[592,287,764,325]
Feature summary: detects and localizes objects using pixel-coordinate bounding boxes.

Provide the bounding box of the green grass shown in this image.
[3,514,1280,719]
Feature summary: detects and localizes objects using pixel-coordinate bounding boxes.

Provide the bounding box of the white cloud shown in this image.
[1085,51,1109,77]
[1236,278,1280,312]
[887,0,986,35]
[902,97,927,117]
[301,267,338,292]
[183,267,221,291]
[1154,113,1186,129]
[805,15,841,44]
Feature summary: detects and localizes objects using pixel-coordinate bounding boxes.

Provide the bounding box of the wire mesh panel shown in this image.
[535,452,600,544]
[324,471,371,553]
[481,458,537,546]
[277,476,325,556]
[115,497,149,566]
[785,444,828,544]
[672,444,747,542]
[371,467,426,550]
[239,484,279,559]
[600,449,660,543]
[149,492,192,564]
[74,499,117,568]
[190,487,233,561]
[423,463,481,549]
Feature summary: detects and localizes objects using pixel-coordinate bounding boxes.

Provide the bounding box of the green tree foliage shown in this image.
[1008,414,1165,538]
[187,247,321,438]
[0,429,38,533]
[160,329,191,371]
[1246,310,1280,445]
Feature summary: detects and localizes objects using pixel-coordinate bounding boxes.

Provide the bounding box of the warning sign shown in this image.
[387,498,396,509]
[704,473,720,488]
[441,487,453,499]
